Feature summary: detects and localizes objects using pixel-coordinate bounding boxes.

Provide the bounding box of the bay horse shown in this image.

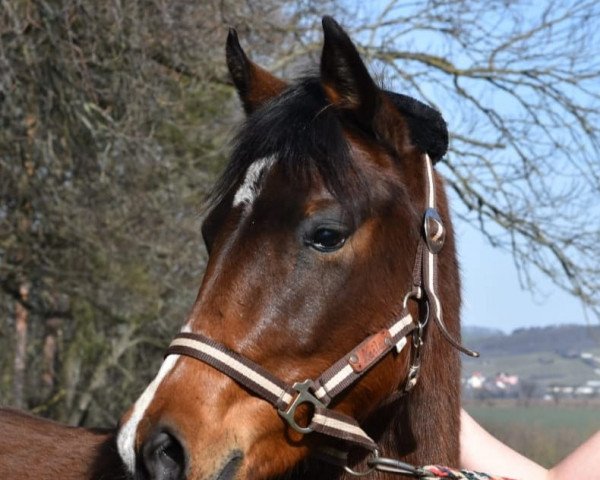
[0,408,126,479]
[117,16,471,480]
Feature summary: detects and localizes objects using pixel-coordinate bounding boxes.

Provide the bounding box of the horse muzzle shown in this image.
[138,428,187,480]
[138,426,245,480]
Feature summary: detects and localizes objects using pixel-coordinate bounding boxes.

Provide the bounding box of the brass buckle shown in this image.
[278,379,324,434]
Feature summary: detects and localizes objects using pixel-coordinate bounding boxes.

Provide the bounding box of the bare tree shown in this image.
[0,0,295,423]
[275,0,600,317]
[12,283,29,408]
[519,380,539,407]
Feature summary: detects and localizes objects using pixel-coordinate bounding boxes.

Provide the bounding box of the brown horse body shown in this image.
[0,408,126,479]
[117,17,462,480]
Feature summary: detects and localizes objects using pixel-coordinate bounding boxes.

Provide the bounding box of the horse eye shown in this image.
[310,227,347,252]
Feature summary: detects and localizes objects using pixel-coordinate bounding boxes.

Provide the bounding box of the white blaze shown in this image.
[233,156,276,208]
[117,323,191,473]
[117,154,275,472]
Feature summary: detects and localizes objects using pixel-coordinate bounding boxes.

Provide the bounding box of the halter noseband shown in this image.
[164,154,477,467]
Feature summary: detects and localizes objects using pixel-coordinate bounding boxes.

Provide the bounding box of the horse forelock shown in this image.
[207,77,379,223]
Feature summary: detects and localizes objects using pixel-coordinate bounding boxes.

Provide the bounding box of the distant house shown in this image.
[547,381,600,399]
[463,371,520,398]
[466,372,486,389]
[575,386,595,395]
[496,372,519,390]
[580,352,600,368]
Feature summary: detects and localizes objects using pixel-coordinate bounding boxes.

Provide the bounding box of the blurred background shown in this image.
[1,0,599,467]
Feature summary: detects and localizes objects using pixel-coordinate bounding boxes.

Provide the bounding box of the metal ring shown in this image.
[367,456,425,477]
[416,297,430,330]
[343,449,380,477]
[402,288,422,309]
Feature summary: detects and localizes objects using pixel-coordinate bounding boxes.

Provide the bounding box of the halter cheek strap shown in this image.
[416,155,479,358]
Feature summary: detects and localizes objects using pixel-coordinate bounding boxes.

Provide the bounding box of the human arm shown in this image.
[548,429,600,480]
[460,408,548,480]
[460,408,600,480]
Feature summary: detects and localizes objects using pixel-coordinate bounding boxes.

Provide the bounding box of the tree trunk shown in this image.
[12,283,30,408]
[42,316,61,398]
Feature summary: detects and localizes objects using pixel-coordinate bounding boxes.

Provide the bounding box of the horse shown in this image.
[116,16,472,480]
[0,408,126,479]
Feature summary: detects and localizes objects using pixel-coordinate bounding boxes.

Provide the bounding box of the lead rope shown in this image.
[372,457,516,479]
[336,453,515,479]
[420,465,516,480]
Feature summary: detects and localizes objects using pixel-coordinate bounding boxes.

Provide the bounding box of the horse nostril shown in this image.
[216,451,243,480]
[140,429,186,480]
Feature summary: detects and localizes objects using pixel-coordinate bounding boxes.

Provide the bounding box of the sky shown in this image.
[348,2,596,335]
[454,217,588,333]
[321,3,594,335]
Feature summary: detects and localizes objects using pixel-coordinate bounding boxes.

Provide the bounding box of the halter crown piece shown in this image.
[165,153,479,475]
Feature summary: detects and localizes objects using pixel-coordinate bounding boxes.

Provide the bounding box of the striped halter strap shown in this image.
[164,154,478,467]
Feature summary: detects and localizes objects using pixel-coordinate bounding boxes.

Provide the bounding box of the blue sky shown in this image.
[455,216,587,333]
[344,2,597,334]
[305,3,596,334]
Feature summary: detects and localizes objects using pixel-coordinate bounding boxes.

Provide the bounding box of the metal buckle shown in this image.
[423,208,445,254]
[344,450,429,478]
[278,379,324,434]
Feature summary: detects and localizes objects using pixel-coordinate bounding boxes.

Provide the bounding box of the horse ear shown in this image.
[320,16,379,124]
[226,28,287,114]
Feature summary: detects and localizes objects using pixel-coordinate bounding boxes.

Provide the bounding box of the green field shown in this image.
[465,402,600,468]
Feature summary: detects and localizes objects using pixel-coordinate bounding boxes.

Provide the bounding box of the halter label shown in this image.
[348,330,392,373]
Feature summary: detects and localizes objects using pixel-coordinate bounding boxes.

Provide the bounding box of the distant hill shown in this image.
[461,324,600,390]
[462,325,505,343]
[463,324,600,356]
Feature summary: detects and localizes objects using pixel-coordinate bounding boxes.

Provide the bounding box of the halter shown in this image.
[165,153,478,473]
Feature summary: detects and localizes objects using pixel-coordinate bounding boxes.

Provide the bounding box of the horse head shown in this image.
[117,17,462,480]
